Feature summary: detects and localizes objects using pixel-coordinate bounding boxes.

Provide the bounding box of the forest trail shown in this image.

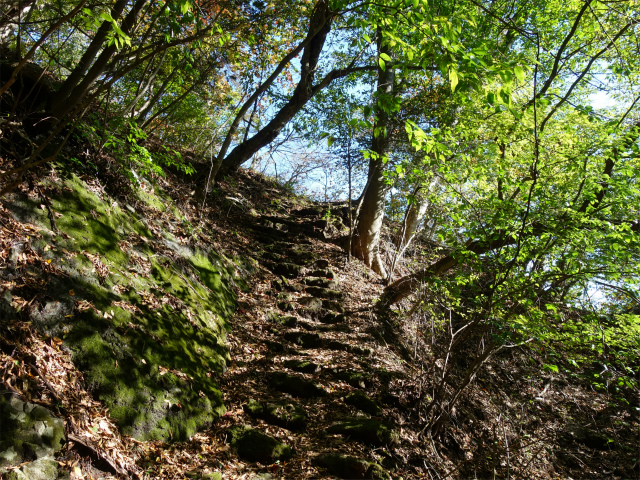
[1,168,636,480]
[213,207,403,479]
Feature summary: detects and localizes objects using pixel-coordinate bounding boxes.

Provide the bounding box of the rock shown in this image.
[266,311,298,328]
[269,372,326,398]
[327,419,398,446]
[313,453,390,480]
[328,369,372,389]
[301,277,336,289]
[312,259,330,269]
[284,249,316,266]
[277,301,295,312]
[292,207,322,217]
[244,399,307,431]
[323,300,345,313]
[265,340,286,353]
[226,425,292,463]
[0,395,65,479]
[305,286,343,300]
[566,425,611,450]
[309,269,336,279]
[266,262,303,278]
[283,359,318,373]
[298,296,323,311]
[5,457,61,480]
[276,292,295,302]
[345,391,382,416]
[283,331,322,349]
[320,312,346,324]
[297,320,317,331]
[28,299,74,336]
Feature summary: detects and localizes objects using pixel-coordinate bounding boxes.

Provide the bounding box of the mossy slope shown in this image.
[5,172,252,441]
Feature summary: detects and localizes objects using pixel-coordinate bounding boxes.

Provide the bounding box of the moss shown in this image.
[4,173,247,442]
[327,419,398,446]
[227,425,293,463]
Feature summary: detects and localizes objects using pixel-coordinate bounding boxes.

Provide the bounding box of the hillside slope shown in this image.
[1,158,638,480]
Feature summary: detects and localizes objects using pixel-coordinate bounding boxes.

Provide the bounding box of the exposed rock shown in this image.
[327,419,398,446]
[313,453,390,480]
[327,369,372,389]
[301,277,336,289]
[283,359,319,373]
[266,262,303,278]
[312,259,330,269]
[305,286,343,300]
[0,395,65,479]
[323,300,345,313]
[283,331,322,349]
[268,372,327,398]
[226,425,292,463]
[265,340,286,353]
[298,296,323,311]
[345,391,382,416]
[244,398,307,431]
[266,311,298,327]
[320,312,346,324]
[309,269,336,279]
[565,424,611,450]
[276,301,295,312]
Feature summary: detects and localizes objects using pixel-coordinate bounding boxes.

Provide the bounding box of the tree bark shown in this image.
[352,34,394,276]
[213,0,334,178]
[49,0,149,121]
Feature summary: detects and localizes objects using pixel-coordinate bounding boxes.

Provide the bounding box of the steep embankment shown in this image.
[1,166,255,477]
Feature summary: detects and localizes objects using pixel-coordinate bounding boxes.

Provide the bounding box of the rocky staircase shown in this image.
[220,206,400,479]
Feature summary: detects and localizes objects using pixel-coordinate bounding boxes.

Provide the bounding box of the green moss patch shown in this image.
[4,173,250,442]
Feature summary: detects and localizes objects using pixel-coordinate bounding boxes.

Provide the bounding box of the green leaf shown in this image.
[379,58,386,71]
[514,65,525,83]
[449,68,458,92]
[380,53,391,62]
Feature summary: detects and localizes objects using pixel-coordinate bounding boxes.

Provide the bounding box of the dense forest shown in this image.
[1,0,639,478]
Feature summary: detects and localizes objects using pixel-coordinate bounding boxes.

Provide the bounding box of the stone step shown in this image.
[226,425,293,463]
[313,453,389,480]
[327,419,398,447]
[243,398,307,431]
[268,372,327,398]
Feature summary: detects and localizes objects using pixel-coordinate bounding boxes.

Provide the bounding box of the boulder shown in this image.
[298,296,323,311]
[283,359,319,373]
[268,372,327,398]
[0,395,66,480]
[283,331,322,349]
[309,269,336,279]
[327,419,398,446]
[226,425,292,463]
[345,391,382,416]
[244,398,307,431]
[305,286,343,300]
[323,300,345,313]
[313,453,390,480]
[301,277,337,289]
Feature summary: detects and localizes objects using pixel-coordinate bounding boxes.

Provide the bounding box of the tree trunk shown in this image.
[49,0,128,113]
[352,34,394,276]
[49,0,148,121]
[214,0,333,177]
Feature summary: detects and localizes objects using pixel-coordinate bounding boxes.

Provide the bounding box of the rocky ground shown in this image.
[1,160,638,480]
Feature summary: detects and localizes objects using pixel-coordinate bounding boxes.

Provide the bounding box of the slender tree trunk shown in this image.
[213,0,333,177]
[50,0,128,111]
[49,0,149,121]
[352,34,394,276]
